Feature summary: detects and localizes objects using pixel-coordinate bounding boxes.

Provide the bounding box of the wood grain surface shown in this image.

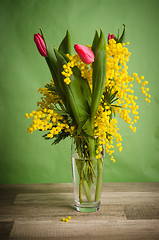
[0,182,159,240]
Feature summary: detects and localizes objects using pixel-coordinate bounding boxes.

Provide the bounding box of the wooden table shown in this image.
[0,182,159,240]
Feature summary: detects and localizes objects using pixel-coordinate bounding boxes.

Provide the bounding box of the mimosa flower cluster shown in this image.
[26,35,150,162]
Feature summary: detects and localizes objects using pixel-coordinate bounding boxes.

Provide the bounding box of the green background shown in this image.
[0,0,158,184]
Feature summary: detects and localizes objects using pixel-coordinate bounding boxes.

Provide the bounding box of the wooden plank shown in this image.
[125,203,159,219]
[0,221,13,240]
[0,183,73,193]
[0,183,159,239]
[0,204,126,221]
[0,182,159,193]
[102,182,159,192]
[101,192,159,204]
[10,220,159,240]
[14,193,74,205]
[13,191,159,206]
[0,188,17,206]
[0,191,156,222]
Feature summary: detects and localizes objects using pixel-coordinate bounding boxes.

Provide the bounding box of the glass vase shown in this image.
[71,136,105,212]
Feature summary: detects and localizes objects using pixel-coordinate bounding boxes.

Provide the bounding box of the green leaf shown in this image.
[39,29,68,107]
[46,84,58,94]
[53,108,69,117]
[110,90,118,102]
[52,131,70,145]
[54,47,69,108]
[117,28,120,40]
[53,49,92,136]
[81,130,94,139]
[50,49,94,158]
[91,30,106,124]
[39,28,57,80]
[111,104,122,108]
[77,114,90,135]
[92,30,100,54]
[110,97,119,104]
[117,24,126,43]
[58,50,70,62]
[68,66,92,125]
[58,30,71,55]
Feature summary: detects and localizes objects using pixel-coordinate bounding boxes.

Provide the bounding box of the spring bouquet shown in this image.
[26,25,151,212]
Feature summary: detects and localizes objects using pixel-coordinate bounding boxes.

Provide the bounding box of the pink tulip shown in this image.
[108,34,115,43]
[74,44,94,64]
[34,33,47,57]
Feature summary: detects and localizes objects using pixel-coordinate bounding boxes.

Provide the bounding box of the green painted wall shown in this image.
[0,0,158,183]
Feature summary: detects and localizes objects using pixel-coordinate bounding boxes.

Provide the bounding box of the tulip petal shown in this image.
[108,34,112,41]
[34,33,47,57]
[37,33,47,55]
[74,44,94,64]
[108,33,115,44]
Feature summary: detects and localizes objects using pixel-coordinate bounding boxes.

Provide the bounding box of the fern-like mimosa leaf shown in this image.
[110,91,118,102]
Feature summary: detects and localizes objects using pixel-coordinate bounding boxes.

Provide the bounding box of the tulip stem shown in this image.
[95,158,103,202]
[75,159,92,203]
[79,159,85,203]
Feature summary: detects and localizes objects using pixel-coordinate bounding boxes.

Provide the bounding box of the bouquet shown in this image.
[26,25,151,211]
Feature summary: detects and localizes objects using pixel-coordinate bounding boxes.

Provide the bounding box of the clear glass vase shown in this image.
[71,136,105,212]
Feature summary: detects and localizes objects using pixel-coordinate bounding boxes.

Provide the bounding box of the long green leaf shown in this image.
[77,114,90,135]
[54,49,92,129]
[68,66,92,125]
[91,30,106,124]
[58,30,71,55]
[39,29,57,80]
[39,29,66,105]
[54,48,69,109]
[117,24,126,43]
[92,30,99,54]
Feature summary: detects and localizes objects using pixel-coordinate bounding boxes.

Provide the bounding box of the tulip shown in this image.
[34,33,47,57]
[108,34,115,43]
[74,44,94,64]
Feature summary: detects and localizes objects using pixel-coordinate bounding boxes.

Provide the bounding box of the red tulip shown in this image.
[108,34,115,43]
[74,44,94,64]
[34,33,47,57]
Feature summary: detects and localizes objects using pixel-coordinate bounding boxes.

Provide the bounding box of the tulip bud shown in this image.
[108,34,115,43]
[34,33,47,57]
[74,44,94,64]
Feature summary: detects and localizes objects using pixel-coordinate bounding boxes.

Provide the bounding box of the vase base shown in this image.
[75,201,100,213]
